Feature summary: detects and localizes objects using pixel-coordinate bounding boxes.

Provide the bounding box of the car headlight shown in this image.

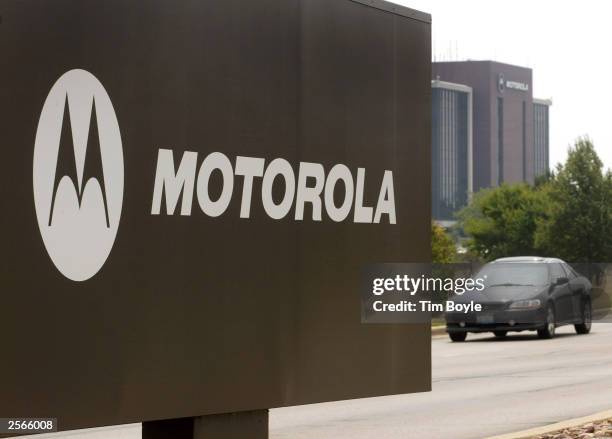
[508,299,541,310]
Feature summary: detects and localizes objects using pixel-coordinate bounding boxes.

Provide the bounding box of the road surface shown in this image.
[271,324,612,438]
[21,324,612,439]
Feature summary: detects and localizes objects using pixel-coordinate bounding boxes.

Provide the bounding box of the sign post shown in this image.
[142,411,267,439]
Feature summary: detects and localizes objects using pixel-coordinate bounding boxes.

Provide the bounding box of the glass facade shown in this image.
[497,97,504,185]
[522,100,527,182]
[432,85,471,221]
[533,101,550,178]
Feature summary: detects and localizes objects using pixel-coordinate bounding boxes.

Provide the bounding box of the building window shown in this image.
[533,102,551,179]
[431,86,470,221]
[497,97,504,185]
[522,100,527,182]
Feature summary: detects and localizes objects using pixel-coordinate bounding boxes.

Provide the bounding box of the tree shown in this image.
[535,137,612,262]
[431,222,456,263]
[456,137,610,262]
[457,183,549,261]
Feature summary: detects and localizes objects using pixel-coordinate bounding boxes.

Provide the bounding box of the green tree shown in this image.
[535,137,612,262]
[457,183,549,261]
[431,222,456,263]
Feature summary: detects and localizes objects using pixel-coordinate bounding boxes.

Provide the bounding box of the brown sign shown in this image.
[0,0,431,432]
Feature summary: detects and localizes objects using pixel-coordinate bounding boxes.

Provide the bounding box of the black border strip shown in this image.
[349,0,431,23]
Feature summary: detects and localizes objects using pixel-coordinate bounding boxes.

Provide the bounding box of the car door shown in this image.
[549,263,573,323]
[563,263,583,322]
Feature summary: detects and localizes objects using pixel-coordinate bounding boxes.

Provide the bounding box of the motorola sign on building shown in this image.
[432,61,551,222]
[0,0,431,436]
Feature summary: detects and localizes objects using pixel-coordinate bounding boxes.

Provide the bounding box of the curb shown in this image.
[486,409,612,439]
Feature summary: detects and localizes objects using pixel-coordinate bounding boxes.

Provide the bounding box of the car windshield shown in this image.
[475,263,550,287]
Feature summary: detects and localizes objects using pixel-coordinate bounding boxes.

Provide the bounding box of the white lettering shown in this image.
[151,149,197,216]
[235,156,265,219]
[324,164,354,222]
[295,162,325,221]
[196,152,234,217]
[151,149,398,225]
[354,168,373,223]
[506,81,529,91]
[262,158,296,220]
[373,170,396,224]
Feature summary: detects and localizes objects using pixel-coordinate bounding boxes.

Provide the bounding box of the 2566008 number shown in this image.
[1,418,57,433]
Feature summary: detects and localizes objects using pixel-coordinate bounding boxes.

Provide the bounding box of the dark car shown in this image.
[445,257,592,342]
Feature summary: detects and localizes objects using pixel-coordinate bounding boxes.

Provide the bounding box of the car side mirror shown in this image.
[556,277,569,285]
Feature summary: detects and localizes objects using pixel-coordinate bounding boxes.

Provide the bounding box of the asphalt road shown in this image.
[271,323,612,439]
[21,324,612,439]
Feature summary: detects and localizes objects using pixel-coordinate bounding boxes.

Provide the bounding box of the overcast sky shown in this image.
[395,0,611,172]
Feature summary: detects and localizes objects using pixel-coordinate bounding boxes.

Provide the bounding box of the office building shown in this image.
[431,61,551,222]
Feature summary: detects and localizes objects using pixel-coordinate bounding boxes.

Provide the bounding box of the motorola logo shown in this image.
[32,70,395,281]
[498,73,505,93]
[33,70,123,281]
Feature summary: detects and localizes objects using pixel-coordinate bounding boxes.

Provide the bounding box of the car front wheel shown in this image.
[537,305,556,339]
[575,300,592,335]
[449,332,467,342]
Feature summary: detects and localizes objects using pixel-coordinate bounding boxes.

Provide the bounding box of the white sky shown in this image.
[395,0,612,171]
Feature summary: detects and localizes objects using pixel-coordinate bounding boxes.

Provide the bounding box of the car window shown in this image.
[550,263,566,281]
[475,263,550,287]
[562,263,577,279]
